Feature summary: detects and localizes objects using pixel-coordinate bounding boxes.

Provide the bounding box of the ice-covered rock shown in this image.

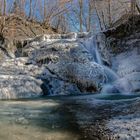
[47,61,106,92]
[99,25,140,93]
[0,75,42,99]
[1,32,108,97]
[3,29,139,97]
[0,58,43,99]
[23,33,107,94]
[112,48,140,93]
[41,78,81,96]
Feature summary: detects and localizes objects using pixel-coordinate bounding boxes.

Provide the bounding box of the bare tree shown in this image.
[87,0,92,31]
[29,0,32,19]
[131,0,136,16]
[3,0,6,15]
[20,0,26,16]
[11,0,19,14]
[79,0,83,32]
[0,0,2,16]
[94,0,104,30]
[108,0,112,26]
[43,0,47,21]
[136,0,140,13]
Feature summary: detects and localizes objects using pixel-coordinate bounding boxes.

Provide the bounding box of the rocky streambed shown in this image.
[0,94,140,140]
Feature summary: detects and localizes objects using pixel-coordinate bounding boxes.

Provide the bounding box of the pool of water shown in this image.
[93,93,140,100]
[0,93,140,140]
[0,99,81,140]
[44,93,140,101]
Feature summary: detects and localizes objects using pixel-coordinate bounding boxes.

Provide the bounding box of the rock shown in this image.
[23,37,75,62]
[16,117,29,125]
[41,78,81,95]
[0,75,42,99]
[48,61,105,92]
[111,48,140,93]
[0,49,7,62]
[1,32,106,97]
[0,58,43,99]
[40,67,81,95]
[24,34,107,93]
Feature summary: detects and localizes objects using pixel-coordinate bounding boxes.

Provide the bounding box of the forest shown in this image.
[0,0,139,33]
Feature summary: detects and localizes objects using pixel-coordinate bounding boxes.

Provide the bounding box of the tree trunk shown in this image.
[87,0,92,32]
[44,0,47,22]
[3,0,6,16]
[131,0,136,16]
[79,0,83,32]
[20,0,26,16]
[136,3,140,13]
[108,0,112,27]
[0,0,2,16]
[29,0,32,19]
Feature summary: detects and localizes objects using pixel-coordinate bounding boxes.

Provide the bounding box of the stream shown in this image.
[0,93,140,140]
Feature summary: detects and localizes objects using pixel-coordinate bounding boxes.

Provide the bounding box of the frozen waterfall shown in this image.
[81,33,132,94]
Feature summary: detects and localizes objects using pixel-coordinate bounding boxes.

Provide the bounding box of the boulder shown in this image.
[47,61,105,92]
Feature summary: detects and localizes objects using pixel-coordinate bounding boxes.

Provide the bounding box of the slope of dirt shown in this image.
[0,14,57,41]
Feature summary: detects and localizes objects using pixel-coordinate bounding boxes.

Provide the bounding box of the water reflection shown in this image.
[0,99,80,140]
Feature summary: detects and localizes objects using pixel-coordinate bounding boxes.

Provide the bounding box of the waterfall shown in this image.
[93,35,132,94]
[82,35,119,82]
[95,43,103,65]
[93,40,120,92]
[101,84,120,94]
[82,34,133,94]
[103,66,119,82]
[94,39,119,83]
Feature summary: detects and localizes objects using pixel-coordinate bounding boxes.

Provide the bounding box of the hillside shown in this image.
[0,14,57,40]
